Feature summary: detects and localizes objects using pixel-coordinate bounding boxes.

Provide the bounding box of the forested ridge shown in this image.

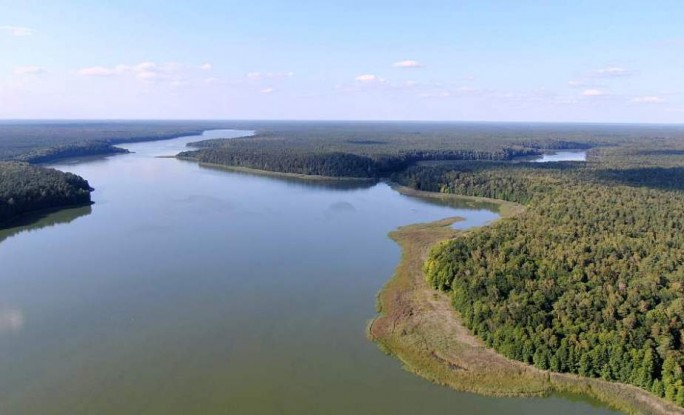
[0,162,92,226]
[391,140,684,406]
[178,134,542,178]
[180,122,684,178]
[0,121,247,162]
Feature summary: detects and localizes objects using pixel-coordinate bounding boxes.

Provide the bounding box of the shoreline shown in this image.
[176,157,377,182]
[40,137,681,414]
[368,191,683,415]
[0,201,93,232]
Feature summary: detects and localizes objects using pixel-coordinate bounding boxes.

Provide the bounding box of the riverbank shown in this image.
[177,157,378,183]
[0,162,93,231]
[368,192,683,415]
[0,201,94,232]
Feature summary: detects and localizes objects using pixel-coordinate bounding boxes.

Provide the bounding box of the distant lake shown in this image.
[0,131,619,414]
[532,150,587,162]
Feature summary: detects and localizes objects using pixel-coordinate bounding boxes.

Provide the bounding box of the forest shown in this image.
[2,120,684,406]
[178,121,684,406]
[394,140,684,406]
[179,121,684,178]
[0,121,240,228]
[0,121,245,162]
[0,162,92,227]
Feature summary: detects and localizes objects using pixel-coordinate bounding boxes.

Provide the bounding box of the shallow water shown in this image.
[0,130,619,414]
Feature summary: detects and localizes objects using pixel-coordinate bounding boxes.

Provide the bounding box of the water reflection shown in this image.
[0,131,620,415]
[197,161,378,191]
[532,150,587,162]
[0,205,92,244]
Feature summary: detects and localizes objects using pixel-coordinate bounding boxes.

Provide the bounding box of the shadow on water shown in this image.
[196,162,378,192]
[411,193,502,213]
[195,160,502,211]
[0,205,92,244]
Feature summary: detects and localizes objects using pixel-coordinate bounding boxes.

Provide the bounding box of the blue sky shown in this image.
[1,0,683,122]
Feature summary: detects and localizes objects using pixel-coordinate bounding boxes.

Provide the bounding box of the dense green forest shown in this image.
[180,122,684,177]
[3,120,684,407]
[182,121,684,405]
[393,140,684,406]
[0,121,246,162]
[0,162,92,226]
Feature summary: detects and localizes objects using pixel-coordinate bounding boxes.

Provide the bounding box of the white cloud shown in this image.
[170,79,188,87]
[246,71,294,81]
[555,97,580,105]
[78,66,119,76]
[582,88,608,97]
[355,74,386,83]
[455,86,481,94]
[630,96,665,104]
[0,25,33,37]
[14,66,45,75]
[568,79,589,87]
[200,63,212,70]
[260,87,275,94]
[418,86,485,99]
[77,62,182,83]
[392,60,424,68]
[595,67,630,77]
[419,91,452,98]
[569,66,630,89]
[204,77,219,84]
[131,62,160,80]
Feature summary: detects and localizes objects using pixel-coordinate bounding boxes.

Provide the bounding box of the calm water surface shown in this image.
[0,131,618,414]
[532,150,587,162]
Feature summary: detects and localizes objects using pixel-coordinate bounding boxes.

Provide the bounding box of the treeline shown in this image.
[0,121,243,162]
[0,121,242,229]
[391,161,572,203]
[401,156,684,406]
[16,142,129,163]
[180,132,547,178]
[0,162,93,226]
[180,148,386,177]
[179,122,683,178]
[179,145,544,178]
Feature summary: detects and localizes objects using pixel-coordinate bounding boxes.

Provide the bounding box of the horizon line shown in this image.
[1,118,683,127]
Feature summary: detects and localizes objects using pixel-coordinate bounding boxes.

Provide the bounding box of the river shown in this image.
[0,130,619,414]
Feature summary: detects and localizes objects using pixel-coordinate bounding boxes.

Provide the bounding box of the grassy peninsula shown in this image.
[369,206,683,415]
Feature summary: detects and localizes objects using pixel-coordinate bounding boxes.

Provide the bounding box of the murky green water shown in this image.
[0,131,619,414]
